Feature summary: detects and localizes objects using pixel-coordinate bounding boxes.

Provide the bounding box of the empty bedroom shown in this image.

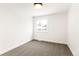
[0,3,79,56]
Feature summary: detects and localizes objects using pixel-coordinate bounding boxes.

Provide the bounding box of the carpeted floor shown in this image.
[1,40,73,56]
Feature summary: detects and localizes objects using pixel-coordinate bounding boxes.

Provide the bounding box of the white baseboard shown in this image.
[67,42,74,56]
[34,38,67,45]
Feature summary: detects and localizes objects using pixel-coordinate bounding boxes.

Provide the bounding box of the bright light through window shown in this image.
[35,19,48,32]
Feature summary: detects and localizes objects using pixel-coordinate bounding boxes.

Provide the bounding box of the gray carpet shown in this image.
[1,40,73,56]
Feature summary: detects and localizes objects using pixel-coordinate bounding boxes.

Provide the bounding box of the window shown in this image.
[34,19,48,32]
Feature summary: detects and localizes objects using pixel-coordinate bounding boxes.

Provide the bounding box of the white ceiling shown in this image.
[0,3,72,16]
[27,3,72,16]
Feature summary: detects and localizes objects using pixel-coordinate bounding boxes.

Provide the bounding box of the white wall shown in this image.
[0,4,33,55]
[68,4,79,56]
[33,12,68,44]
